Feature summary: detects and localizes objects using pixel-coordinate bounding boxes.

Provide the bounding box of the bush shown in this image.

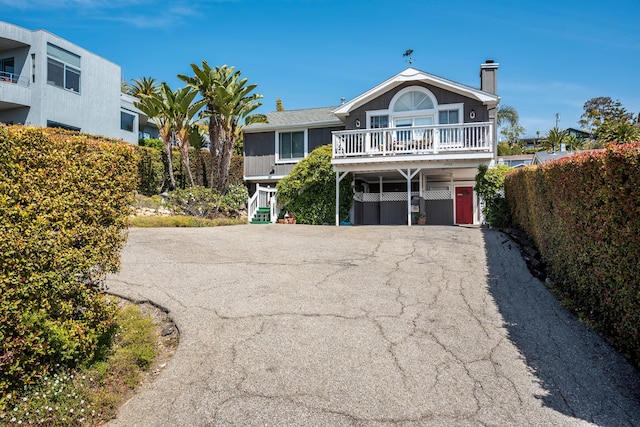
[276,145,353,225]
[0,125,138,400]
[223,183,249,210]
[135,145,164,196]
[474,164,512,227]
[504,142,640,367]
[163,186,223,218]
[135,146,244,195]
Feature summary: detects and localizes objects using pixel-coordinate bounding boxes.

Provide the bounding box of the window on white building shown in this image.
[121,112,135,132]
[47,43,81,93]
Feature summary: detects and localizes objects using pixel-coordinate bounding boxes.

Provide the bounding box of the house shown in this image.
[244,60,500,226]
[498,154,534,168]
[531,150,574,165]
[565,127,590,140]
[0,21,153,143]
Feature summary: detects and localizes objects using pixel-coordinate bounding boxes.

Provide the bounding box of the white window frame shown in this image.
[366,109,390,129]
[436,103,464,124]
[275,129,308,164]
[387,86,438,129]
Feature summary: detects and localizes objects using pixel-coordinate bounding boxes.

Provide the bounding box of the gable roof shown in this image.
[244,106,343,133]
[333,67,500,119]
[532,151,574,165]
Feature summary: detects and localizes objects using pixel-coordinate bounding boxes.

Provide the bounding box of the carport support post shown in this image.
[397,168,421,226]
[335,171,349,226]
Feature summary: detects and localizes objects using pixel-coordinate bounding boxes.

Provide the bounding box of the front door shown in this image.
[455,186,473,224]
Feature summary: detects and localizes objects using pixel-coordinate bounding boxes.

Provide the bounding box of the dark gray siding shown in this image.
[345,82,489,131]
[244,125,345,178]
[309,126,345,151]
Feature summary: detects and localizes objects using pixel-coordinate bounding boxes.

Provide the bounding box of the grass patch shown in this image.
[129,215,246,228]
[0,302,166,426]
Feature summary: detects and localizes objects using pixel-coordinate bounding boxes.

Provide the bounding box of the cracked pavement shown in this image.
[106,225,640,426]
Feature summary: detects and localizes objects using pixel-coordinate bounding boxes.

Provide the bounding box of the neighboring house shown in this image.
[0,21,153,143]
[498,154,534,168]
[565,127,590,140]
[531,150,574,165]
[244,60,500,226]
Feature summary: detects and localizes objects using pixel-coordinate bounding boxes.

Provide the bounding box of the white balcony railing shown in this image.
[332,122,493,158]
[0,71,29,88]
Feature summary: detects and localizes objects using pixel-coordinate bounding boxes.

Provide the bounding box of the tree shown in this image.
[178,61,220,188]
[579,96,635,138]
[542,127,566,152]
[135,85,177,190]
[474,164,512,227]
[124,76,159,98]
[180,63,266,194]
[161,83,205,187]
[497,105,525,146]
[276,145,353,225]
[595,120,640,144]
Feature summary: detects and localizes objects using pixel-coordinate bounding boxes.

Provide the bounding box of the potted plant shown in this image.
[277,211,286,224]
[415,212,427,225]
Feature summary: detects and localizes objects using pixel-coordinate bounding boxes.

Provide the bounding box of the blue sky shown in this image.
[3,0,639,137]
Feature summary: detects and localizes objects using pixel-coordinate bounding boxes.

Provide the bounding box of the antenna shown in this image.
[402,49,414,65]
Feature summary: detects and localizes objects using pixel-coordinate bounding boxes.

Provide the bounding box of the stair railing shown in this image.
[248,185,278,223]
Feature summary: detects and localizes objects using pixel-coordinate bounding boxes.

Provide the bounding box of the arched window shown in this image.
[392,90,434,112]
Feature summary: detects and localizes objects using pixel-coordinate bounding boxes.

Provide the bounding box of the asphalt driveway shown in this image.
[106,225,640,426]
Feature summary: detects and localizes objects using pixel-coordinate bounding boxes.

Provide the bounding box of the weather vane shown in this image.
[403,49,414,65]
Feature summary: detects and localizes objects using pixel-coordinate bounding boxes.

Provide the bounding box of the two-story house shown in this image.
[0,21,155,143]
[244,60,500,226]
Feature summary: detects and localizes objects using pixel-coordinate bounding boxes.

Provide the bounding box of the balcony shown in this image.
[332,122,493,163]
[0,71,31,109]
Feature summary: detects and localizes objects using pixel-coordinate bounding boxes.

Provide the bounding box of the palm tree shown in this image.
[135,84,177,190]
[544,127,566,152]
[161,83,205,187]
[210,65,267,194]
[497,105,519,128]
[180,63,267,194]
[124,76,159,98]
[497,105,525,146]
[178,61,221,187]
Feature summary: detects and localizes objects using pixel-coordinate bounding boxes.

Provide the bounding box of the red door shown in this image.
[455,187,473,224]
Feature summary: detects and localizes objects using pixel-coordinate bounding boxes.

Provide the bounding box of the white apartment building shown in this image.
[0,21,152,143]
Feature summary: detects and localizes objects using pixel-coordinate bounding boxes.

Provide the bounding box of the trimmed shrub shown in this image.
[0,125,138,399]
[505,143,640,367]
[276,145,353,225]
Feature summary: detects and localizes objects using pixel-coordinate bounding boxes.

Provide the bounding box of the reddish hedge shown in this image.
[0,125,138,399]
[505,143,640,366]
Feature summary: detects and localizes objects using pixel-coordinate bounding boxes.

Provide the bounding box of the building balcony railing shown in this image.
[0,71,29,87]
[332,122,493,159]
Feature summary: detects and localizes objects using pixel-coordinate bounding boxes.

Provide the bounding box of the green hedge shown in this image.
[134,146,244,195]
[504,143,640,366]
[0,125,138,399]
